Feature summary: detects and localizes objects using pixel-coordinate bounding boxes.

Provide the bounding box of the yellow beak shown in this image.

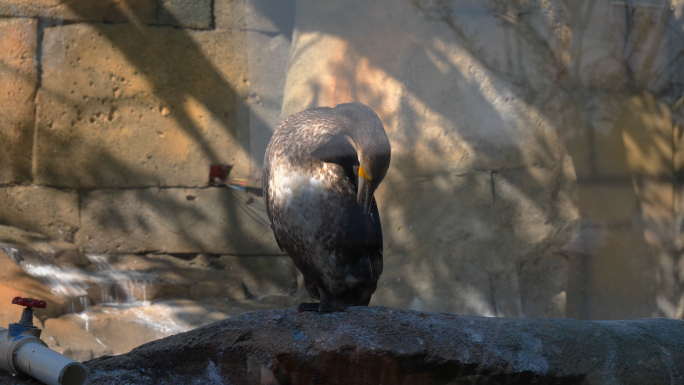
[357,166,373,216]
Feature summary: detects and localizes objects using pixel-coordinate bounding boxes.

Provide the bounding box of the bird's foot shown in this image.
[318,302,348,312]
[296,302,348,312]
[297,302,321,312]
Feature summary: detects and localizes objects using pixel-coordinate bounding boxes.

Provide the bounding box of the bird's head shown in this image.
[333,103,391,216]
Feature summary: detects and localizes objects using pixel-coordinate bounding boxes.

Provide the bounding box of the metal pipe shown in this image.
[0,326,90,385]
[15,342,90,385]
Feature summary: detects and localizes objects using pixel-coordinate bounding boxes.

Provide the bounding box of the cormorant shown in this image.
[263,102,391,312]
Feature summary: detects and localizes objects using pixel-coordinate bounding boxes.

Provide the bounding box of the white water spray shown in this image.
[10,251,156,312]
[7,250,201,347]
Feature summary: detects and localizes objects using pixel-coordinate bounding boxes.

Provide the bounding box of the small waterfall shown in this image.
[77,313,90,331]
[7,249,198,343]
[76,313,107,348]
[8,249,156,312]
[86,255,155,306]
[129,305,192,335]
[19,262,90,298]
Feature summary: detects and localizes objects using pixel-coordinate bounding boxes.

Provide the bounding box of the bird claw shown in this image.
[297,303,320,312]
[296,302,348,312]
[318,302,347,313]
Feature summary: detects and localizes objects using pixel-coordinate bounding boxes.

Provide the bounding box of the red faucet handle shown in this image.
[12,297,47,309]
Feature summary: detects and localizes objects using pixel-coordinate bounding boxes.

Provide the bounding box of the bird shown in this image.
[263,102,391,312]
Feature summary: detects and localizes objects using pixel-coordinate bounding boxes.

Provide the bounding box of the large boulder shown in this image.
[0,306,675,384]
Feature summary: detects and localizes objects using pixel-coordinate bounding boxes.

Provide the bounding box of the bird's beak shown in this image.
[357,166,374,216]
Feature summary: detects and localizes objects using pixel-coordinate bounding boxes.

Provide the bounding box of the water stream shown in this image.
[14,253,155,309]
[4,249,196,344]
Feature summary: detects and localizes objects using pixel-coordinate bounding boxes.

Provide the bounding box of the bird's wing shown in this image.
[336,179,383,282]
[311,134,359,184]
[339,196,383,282]
[262,149,284,252]
[367,196,383,279]
[314,134,384,279]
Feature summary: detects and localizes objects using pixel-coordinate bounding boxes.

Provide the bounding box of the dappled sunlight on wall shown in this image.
[281,0,580,318]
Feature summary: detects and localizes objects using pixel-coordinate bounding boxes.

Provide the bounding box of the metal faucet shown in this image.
[0,297,90,385]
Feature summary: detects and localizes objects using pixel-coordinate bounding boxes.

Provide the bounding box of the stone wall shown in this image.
[562,0,684,320]
[0,0,281,255]
[280,0,684,319]
[0,0,302,360]
[281,0,581,318]
[0,0,683,325]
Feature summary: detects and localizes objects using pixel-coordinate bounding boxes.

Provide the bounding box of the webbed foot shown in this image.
[318,301,347,312]
[296,302,348,312]
[297,302,320,312]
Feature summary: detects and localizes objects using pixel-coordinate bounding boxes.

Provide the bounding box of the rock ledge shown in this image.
[3,306,684,384]
[87,306,683,384]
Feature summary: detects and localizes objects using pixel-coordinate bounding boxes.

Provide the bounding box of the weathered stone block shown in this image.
[567,225,660,320]
[283,0,571,171]
[577,183,641,226]
[372,170,550,316]
[565,1,672,92]
[619,2,672,93]
[215,0,284,182]
[675,95,684,319]
[218,254,298,298]
[519,253,568,318]
[0,0,155,24]
[215,0,241,31]
[157,0,212,29]
[0,186,79,242]
[0,0,211,29]
[673,1,684,94]
[76,187,281,255]
[492,164,579,247]
[564,93,641,179]
[244,0,294,180]
[564,0,629,91]
[0,18,37,185]
[490,164,578,318]
[35,23,249,188]
[372,161,577,316]
[416,0,568,94]
[590,93,675,179]
[564,91,676,316]
[241,0,295,34]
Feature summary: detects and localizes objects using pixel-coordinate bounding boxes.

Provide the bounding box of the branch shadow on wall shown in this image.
[275,0,683,321]
[47,0,280,252]
[6,0,683,329]
[1,0,301,317]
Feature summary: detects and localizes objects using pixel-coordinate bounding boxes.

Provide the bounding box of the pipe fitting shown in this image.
[0,298,90,385]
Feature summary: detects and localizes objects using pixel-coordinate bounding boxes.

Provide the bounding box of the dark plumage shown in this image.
[263,103,391,312]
